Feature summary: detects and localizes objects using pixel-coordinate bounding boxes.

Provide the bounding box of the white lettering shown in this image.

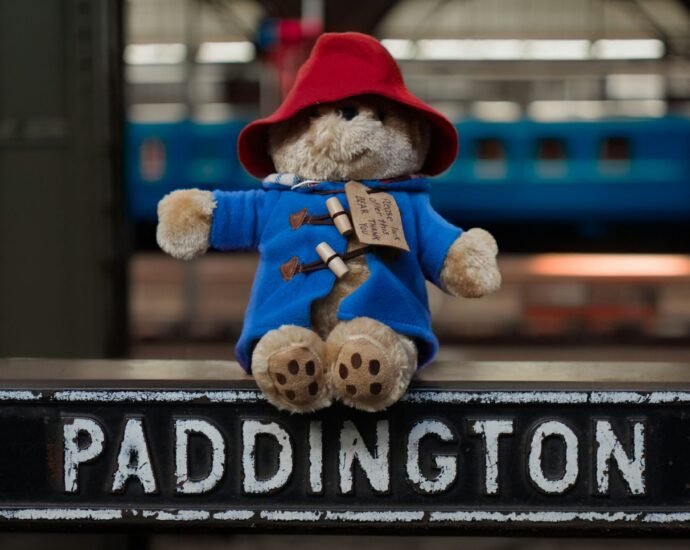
[241,420,293,494]
[339,420,390,494]
[63,417,106,493]
[595,420,646,495]
[469,419,514,495]
[111,418,157,494]
[174,419,226,494]
[528,420,579,494]
[308,421,323,494]
[406,420,457,494]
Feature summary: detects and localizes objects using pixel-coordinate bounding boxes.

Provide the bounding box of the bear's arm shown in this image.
[412,193,501,298]
[210,189,270,251]
[157,188,272,260]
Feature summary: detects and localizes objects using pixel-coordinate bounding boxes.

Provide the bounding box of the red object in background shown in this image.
[263,18,322,100]
[240,32,459,178]
[139,137,166,182]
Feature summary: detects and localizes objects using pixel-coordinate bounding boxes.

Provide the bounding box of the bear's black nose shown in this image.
[338,105,358,121]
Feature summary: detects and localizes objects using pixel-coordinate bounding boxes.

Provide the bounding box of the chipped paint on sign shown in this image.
[2,382,689,532]
[260,510,321,521]
[212,509,256,520]
[429,510,642,523]
[63,417,106,493]
[308,421,323,494]
[469,419,514,495]
[51,389,263,403]
[528,420,579,494]
[402,391,590,404]
[406,420,457,494]
[111,418,158,494]
[174,419,226,494]
[0,390,42,401]
[0,507,690,526]
[595,419,646,495]
[141,509,210,521]
[0,508,123,521]
[324,510,425,522]
[339,420,390,494]
[241,420,293,494]
[1,388,690,405]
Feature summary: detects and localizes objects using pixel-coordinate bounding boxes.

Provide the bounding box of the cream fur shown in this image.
[252,325,331,413]
[156,95,502,413]
[440,228,501,298]
[269,96,431,412]
[311,245,369,339]
[269,95,430,181]
[157,189,216,260]
[326,317,416,412]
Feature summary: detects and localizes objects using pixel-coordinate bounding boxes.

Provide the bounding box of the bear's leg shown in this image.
[327,317,417,412]
[252,325,331,413]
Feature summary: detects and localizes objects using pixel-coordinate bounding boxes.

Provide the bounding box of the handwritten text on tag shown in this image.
[345,181,409,252]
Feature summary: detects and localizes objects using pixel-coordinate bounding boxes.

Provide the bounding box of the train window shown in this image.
[537,138,567,161]
[474,138,507,179]
[599,137,631,174]
[536,138,568,178]
[476,138,506,161]
[600,137,631,160]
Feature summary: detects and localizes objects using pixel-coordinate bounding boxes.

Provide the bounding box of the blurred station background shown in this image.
[123,0,690,363]
[1,3,690,549]
[1,0,690,363]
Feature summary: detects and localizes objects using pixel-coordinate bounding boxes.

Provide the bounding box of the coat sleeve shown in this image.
[412,193,463,288]
[209,189,270,251]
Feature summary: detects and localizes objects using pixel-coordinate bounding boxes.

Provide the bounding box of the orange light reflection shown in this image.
[527,254,690,278]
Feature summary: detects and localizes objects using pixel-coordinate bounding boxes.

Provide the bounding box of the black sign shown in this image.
[0,359,689,534]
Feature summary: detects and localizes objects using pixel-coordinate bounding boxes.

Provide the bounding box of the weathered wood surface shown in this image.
[2,358,690,384]
[0,359,689,535]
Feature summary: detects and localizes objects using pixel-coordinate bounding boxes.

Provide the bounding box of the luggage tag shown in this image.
[344,181,409,252]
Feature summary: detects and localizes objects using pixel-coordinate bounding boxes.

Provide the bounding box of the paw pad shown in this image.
[267,347,324,406]
[332,338,396,404]
[337,358,383,395]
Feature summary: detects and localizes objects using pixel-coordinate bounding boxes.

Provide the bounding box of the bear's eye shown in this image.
[338,105,359,121]
[308,107,320,118]
[377,109,387,122]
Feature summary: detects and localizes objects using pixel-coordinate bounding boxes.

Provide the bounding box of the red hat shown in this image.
[238,32,458,178]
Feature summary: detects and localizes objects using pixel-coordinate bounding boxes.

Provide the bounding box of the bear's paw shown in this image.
[441,228,501,298]
[156,189,216,260]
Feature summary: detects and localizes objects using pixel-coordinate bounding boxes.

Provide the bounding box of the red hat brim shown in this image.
[238,33,458,178]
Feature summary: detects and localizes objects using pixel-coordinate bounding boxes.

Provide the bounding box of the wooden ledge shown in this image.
[1,358,690,388]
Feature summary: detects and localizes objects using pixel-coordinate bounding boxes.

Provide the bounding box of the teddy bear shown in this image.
[156,32,501,413]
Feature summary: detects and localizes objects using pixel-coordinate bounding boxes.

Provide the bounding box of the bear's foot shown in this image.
[252,326,331,413]
[327,317,416,412]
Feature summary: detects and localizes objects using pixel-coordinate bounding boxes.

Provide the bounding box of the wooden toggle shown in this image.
[316,242,349,278]
[325,197,354,237]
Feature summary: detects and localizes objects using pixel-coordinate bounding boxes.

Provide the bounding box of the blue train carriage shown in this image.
[431,117,690,223]
[185,120,256,192]
[127,117,690,224]
[126,119,254,221]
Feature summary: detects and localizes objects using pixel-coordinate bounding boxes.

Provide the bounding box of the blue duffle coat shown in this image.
[209,177,462,373]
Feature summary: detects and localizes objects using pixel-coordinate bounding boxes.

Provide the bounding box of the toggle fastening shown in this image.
[315,242,349,278]
[325,197,354,237]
